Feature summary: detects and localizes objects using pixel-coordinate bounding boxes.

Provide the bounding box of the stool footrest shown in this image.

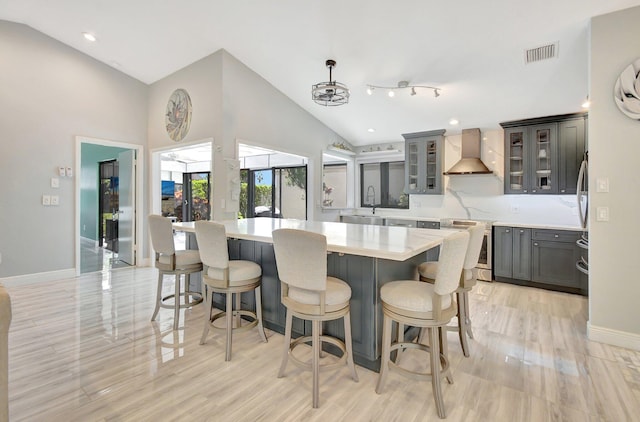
[208,310,260,334]
[288,335,348,372]
[388,341,450,382]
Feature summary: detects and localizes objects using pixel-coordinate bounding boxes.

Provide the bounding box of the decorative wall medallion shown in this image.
[614,58,640,120]
[165,88,192,141]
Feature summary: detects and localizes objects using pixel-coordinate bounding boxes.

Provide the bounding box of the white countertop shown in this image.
[492,221,583,231]
[173,218,455,261]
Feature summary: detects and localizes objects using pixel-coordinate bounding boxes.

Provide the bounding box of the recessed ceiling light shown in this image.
[388,90,395,98]
[449,119,459,125]
[82,32,97,42]
[367,128,375,133]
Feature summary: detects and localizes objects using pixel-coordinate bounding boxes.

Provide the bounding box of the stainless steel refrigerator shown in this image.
[576,151,588,275]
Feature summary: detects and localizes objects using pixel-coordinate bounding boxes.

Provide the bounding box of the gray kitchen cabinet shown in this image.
[531,229,581,288]
[493,226,531,280]
[501,113,587,195]
[402,129,445,194]
[557,118,586,194]
[494,226,585,295]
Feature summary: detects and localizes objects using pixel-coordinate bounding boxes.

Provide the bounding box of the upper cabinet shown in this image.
[402,129,445,194]
[501,113,587,195]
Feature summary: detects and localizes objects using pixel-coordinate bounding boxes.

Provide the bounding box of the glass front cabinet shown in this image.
[402,129,445,194]
[501,113,586,195]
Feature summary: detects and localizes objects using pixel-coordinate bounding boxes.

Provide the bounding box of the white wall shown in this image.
[0,21,148,278]
[589,6,640,346]
[148,49,348,222]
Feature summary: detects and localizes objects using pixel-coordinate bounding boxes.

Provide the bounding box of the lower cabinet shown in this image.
[494,226,586,295]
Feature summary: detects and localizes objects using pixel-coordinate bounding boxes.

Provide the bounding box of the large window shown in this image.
[360,161,408,209]
[239,166,307,219]
[322,163,348,208]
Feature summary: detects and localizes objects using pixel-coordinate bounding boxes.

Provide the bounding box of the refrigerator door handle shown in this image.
[577,160,588,229]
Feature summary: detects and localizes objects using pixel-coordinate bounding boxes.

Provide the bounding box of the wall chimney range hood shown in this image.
[444,128,493,175]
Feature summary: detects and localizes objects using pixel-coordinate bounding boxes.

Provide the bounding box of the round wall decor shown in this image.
[165,88,192,141]
[613,58,640,120]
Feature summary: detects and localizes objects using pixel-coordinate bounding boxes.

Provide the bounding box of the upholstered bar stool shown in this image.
[272,228,358,409]
[194,221,267,361]
[376,230,469,419]
[417,224,484,357]
[148,215,203,330]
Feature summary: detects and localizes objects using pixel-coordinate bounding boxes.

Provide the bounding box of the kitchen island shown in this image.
[173,218,455,370]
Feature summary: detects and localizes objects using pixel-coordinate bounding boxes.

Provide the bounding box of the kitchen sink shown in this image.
[340,215,385,226]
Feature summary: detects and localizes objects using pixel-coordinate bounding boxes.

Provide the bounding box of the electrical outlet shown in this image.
[51,177,59,188]
[42,195,51,206]
[51,195,59,206]
[596,178,609,193]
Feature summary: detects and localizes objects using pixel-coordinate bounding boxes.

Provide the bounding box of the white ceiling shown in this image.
[2,0,639,146]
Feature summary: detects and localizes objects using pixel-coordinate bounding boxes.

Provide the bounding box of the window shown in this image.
[360,161,408,209]
[322,163,348,208]
[239,166,307,219]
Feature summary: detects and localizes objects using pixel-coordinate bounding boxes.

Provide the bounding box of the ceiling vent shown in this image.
[524,42,558,64]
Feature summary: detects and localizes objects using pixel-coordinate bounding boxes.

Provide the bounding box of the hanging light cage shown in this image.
[312,59,349,106]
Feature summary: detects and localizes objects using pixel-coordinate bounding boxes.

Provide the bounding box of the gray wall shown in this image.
[590,7,640,340]
[148,49,347,221]
[0,21,148,277]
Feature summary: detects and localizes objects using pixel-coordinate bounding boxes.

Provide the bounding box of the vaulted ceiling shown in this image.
[2,0,639,145]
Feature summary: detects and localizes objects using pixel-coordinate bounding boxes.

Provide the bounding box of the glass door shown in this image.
[507,130,525,192]
[99,160,119,252]
[276,167,307,220]
[182,172,210,221]
[406,141,419,192]
[241,166,307,219]
[425,139,437,190]
[532,126,554,192]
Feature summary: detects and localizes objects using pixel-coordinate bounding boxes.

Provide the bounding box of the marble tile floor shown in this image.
[79,237,131,274]
[5,267,640,421]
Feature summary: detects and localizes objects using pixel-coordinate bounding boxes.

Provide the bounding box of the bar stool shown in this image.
[195,221,267,361]
[148,215,203,330]
[417,224,484,357]
[272,228,358,408]
[376,230,469,419]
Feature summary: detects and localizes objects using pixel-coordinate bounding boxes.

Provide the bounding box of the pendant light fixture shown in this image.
[312,59,350,106]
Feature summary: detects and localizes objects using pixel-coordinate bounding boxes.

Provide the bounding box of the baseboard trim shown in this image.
[588,321,640,351]
[0,268,76,287]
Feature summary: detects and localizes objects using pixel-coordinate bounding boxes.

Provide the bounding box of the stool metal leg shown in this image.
[343,311,358,382]
[200,287,212,344]
[312,319,321,408]
[278,311,293,378]
[464,290,474,339]
[429,327,446,418]
[225,292,233,361]
[255,286,267,343]
[151,272,163,322]
[457,291,470,357]
[375,314,392,394]
[173,274,180,330]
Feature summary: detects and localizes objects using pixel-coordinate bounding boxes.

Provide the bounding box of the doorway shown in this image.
[75,137,144,275]
[242,166,307,219]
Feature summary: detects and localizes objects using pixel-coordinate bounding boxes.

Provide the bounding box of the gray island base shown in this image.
[174,218,451,371]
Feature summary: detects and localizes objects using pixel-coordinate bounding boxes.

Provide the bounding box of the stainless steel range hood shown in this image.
[444,128,493,175]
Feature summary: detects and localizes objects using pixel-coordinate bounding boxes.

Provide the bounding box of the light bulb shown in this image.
[582,97,590,108]
[388,90,395,98]
[82,32,97,42]
[366,87,373,95]
[449,119,459,126]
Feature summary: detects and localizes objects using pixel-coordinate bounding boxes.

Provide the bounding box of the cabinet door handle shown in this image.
[520,230,524,233]
[534,242,539,246]
[532,189,536,193]
[523,190,528,193]
[561,189,565,193]
[505,229,510,233]
[554,234,559,238]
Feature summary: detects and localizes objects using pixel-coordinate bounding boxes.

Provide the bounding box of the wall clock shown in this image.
[165,88,192,141]
[613,58,640,120]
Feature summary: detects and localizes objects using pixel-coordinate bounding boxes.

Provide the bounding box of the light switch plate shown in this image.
[596,206,609,221]
[51,177,59,188]
[596,178,609,192]
[42,195,51,206]
[51,195,59,206]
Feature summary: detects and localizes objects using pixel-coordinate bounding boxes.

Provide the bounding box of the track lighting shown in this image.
[365,80,441,98]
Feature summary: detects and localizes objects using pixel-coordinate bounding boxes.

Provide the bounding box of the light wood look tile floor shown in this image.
[6,267,640,421]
